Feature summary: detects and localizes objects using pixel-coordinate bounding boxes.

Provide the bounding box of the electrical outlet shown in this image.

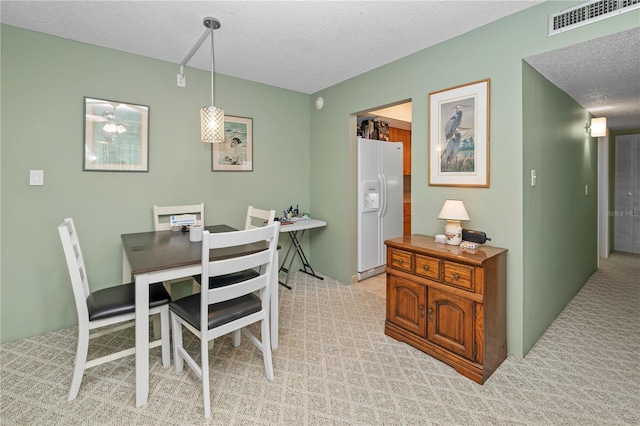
[531,169,537,187]
[177,73,186,87]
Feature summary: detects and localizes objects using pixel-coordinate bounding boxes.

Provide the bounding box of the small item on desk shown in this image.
[435,234,446,243]
[302,212,310,219]
[189,225,203,242]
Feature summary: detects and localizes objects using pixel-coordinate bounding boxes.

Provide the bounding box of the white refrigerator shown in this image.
[357,137,403,280]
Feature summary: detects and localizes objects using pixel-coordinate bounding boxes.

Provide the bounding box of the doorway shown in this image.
[613,133,640,254]
[357,102,412,235]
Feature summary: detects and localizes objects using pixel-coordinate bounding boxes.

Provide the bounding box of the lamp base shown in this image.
[444,220,462,245]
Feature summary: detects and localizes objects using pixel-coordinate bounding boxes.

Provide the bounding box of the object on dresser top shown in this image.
[462,229,491,244]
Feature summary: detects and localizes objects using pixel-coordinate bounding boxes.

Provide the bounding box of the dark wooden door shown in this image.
[387,275,426,336]
[427,287,474,360]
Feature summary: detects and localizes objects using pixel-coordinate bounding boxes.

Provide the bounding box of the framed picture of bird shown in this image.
[428,79,490,187]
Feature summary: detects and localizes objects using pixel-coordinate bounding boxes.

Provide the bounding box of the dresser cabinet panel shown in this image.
[389,248,413,273]
[384,234,507,384]
[427,287,474,360]
[442,261,474,291]
[415,254,440,280]
[387,275,426,336]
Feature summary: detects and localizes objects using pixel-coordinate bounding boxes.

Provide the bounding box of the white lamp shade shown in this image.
[590,117,607,137]
[438,199,470,221]
[201,106,225,143]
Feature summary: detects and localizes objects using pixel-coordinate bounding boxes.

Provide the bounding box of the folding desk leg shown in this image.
[278,233,296,289]
[292,230,324,281]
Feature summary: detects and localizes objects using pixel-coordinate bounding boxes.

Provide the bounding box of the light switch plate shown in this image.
[30,169,44,185]
[531,169,537,187]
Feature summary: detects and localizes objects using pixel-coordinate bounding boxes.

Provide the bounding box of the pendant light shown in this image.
[200,18,224,143]
[180,17,224,144]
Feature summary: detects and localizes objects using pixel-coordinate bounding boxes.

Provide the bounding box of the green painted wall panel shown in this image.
[1,25,310,343]
[522,62,598,353]
[308,1,637,356]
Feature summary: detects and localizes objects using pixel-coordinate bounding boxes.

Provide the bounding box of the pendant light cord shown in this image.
[210,27,215,107]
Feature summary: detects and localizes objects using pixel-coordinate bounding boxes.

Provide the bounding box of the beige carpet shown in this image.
[1,252,639,425]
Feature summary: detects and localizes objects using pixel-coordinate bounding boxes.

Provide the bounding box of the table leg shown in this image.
[135,273,150,407]
[122,249,132,284]
[278,231,298,289]
[291,229,324,281]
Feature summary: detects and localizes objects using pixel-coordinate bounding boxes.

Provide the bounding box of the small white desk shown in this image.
[278,218,327,289]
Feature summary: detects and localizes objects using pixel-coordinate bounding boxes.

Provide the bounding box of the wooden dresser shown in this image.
[384,234,507,384]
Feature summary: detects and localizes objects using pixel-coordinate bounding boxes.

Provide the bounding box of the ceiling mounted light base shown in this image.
[203,17,221,30]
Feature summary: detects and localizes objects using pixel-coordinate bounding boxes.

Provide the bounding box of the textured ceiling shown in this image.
[1,1,637,130]
[0,0,542,94]
[525,27,640,131]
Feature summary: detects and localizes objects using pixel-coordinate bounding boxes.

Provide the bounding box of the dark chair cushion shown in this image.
[87,282,171,321]
[169,293,261,331]
[192,269,260,289]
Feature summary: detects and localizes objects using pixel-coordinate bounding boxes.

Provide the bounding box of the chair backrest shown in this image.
[153,203,205,231]
[58,218,90,321]
[244,206,276,230]
[200,222,280,330]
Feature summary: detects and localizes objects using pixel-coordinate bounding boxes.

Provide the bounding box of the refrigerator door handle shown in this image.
[379,172,387,218]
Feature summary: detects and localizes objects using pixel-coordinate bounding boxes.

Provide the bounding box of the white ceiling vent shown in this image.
[549,0,640,35]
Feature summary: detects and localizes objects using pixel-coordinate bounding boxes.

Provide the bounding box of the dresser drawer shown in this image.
[442,261,474,290]
[389,248,413,272]
[414,254,440,280]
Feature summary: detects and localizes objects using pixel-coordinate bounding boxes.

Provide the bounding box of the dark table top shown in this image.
[122,224,268,275]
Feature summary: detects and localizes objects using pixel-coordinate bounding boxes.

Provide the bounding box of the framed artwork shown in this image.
[428,79,490,187]
[212,115,253,171]
[83,97,149,172]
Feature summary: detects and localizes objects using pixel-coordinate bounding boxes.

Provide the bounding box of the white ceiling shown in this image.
[1,1,637,130]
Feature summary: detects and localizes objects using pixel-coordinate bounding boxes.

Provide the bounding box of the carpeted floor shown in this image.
[1,252,639,425]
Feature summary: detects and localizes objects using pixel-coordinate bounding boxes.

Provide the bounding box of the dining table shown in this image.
[121,224,279,408]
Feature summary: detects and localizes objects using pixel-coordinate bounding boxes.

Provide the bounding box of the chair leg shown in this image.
[232,330,241,347]
[152,315,162,340]
[201,337,211,419]
[171,313,184,373]
[160,306,171,367]
[68,325,89,401]
[261,319,274,381]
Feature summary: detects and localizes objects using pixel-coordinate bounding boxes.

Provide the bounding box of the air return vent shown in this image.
[549,0,640,35]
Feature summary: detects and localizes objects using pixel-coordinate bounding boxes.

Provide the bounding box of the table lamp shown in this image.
[438,199,470,245]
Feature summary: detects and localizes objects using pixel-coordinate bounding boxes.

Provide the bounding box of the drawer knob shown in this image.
[420,312,425,318]
[397,259,403,265]
[428,316,433,322]
[427,308,432,314]
[419,304,424,310]
[453,273,460,280]
[423,265,429,271]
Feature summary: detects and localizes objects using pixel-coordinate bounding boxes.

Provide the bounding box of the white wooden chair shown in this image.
[170,222,280,418]
[244,205,276,229]
[152,203,205,296]
[58,218,171,402]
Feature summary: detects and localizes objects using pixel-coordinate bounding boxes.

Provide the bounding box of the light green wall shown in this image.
[2,3,637,355]
[522,62,598,352]
[307,1,638,356]
[0,25,310,343]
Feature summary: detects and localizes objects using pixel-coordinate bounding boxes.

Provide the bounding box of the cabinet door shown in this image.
[427,287,474,360]
[387,275,426,336]
[388,127,412,175]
